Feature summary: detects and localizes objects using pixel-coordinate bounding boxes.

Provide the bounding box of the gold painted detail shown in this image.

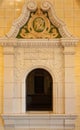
[17,9,61,39]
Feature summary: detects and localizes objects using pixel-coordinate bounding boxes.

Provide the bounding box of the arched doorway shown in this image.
[26,68,53,111]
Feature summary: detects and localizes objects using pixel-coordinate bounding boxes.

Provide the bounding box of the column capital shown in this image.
[3,46,14,55]
[63,46,75,55]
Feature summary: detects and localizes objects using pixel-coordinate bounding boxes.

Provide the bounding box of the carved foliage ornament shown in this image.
[17,8,61,39]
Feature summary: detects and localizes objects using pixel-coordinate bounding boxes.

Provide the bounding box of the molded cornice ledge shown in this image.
[0,39,62,47]
[0,38,78,47]
[61,38,79,47]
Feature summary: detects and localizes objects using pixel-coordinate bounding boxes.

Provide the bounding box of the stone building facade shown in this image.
[0,0,79,130]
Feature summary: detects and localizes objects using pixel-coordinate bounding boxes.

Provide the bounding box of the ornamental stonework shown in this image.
[17,8,61,39]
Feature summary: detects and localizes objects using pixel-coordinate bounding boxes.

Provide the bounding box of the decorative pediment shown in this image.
[17,9,61,39]
[4,0,75,39]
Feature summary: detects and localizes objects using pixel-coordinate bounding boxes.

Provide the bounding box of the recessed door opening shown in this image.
[35,76,44,94]
[26,68,53,111]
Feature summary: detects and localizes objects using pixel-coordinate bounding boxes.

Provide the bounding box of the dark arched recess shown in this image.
[26,68,53,111]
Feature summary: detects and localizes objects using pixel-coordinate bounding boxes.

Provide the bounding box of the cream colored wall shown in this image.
[0,47,4,129]
[0,0,80,130]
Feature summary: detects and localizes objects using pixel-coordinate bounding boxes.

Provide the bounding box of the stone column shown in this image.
[3,46,14,113]
[64,46,76,114]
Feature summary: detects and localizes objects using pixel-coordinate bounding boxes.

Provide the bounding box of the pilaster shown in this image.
[3,46,14,113]
[53,47,65,114]
[63,45,76,114]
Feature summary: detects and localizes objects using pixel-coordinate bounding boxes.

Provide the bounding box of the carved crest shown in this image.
[17,8,61,39]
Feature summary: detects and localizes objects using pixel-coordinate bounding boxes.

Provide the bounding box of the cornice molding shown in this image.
[61,38,79,47]
[0,38,78,47]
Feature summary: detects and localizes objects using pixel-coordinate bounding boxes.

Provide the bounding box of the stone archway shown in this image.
[26,68,53,111]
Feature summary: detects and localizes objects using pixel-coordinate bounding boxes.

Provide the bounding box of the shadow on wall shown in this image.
[76,0,80,6]
[0,0,3,5]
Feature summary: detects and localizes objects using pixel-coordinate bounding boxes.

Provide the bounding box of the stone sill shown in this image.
[2,114,77,129]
